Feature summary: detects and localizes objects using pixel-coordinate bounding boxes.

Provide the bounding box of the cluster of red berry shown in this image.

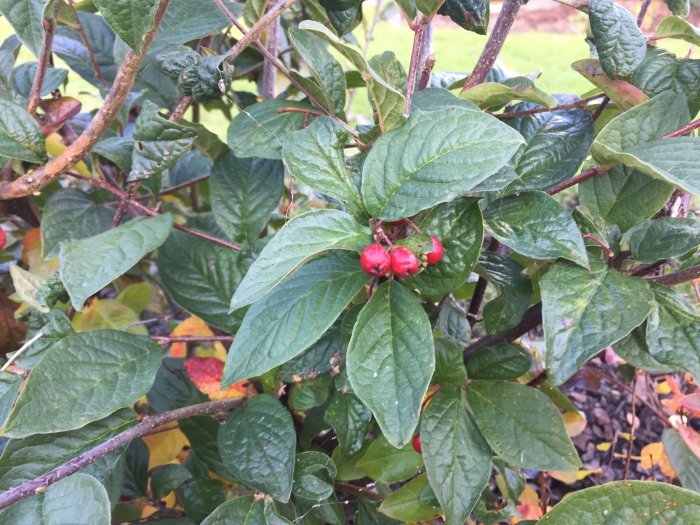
[359,235,444,278]
[0,226,6,251]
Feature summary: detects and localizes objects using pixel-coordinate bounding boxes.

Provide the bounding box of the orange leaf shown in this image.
[563,410,587,438]
[513,484,542,523]
[640,441,676,478]
[678,426,700,461]
[660,375,685,414]
[184,357,247,400]
[167,316,227,360]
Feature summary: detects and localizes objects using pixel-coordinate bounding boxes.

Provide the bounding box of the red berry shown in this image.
[426,235,444,266]
[0,226,5,250]
[390,247,419,278]
[412,434,422,454]
[360,244,391,276]
[387,219,407,227]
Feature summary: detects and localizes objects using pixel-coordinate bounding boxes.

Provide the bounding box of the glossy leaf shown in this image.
[0,97,47,163]
[151,464,192,500]
[535,481,700,524]
[361,107,523,221]
[588,0,646,78]
[229,209,372,310]
[541,262,654,385]
[422,389,492,525]
[404,198,483,297]
[356,435,423,483]
[4,331,162,438]
[622,217,700,263]
[0,0,46,57]
[466,343,532,380]
[292,451,336,501]
[282,117,366,219]
[223,253,368,385]
[279,323,342,382]
[325,390,372,459]
[461,77,556,110]
[93,0,159,52]
[467,381,581,471]
[378,474,441,522]
[436,305,470,347]
[219,394,296,502]
[59,214,172,310]
[0,372,21,428]
[433,337,468,387]
[347,281,434,447]
[210,152,284,244]
[483,191,588,268]
[613,326,677,374]
[201,496,265,525]
[438,0,489,34]
[319,0,363,35]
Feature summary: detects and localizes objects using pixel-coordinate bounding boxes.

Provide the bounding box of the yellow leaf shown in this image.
[563,410,587,438]
[167,316,227,359]
[46,133,90,176]
[656,381,672,395]
[21,228,58,279]
[72,298,147,335]
[143,427,190,471]
[513,484,542,523]
[596,442,612,452]
[639,442,665,469]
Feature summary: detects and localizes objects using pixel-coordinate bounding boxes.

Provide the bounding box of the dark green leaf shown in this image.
[4,331,162,438]
[438,0,489,34]
[230,209,372,310]
[227,100,316,160]
[129,100,197,181]
[347,281,434,447]
[158,227,252,332]
[0,96,47,163]
[433,337,468,387]
[361,107,523,221]
[404,198,483,297]
[436,305,470,347]
[168,148,212,187]
[59,214,173,310]
[613,325,677,374]
[177,451,225,523]
[318,0,363,35]
[92,137,134,173]
[12,62,67,97]
[218,394,296,502]
[356,498,401,525]
[662,428,700,493]
[289,374,332,410]
[0,0,46,57]
[588,0,646,78]
[179,416,226,477]
[210,152,284,244]
[151,464,192,500]
[279,323,342,382]
[662,0,689,16]
[10,310,74,369]
[223,252,368,385]
[422,389,492,525]
[622,217,700,263]
[357,435,423,483]
[93,0,158,52]
[201,496,265,525]
[147,358,208,413]
[292,451,337,501]
[325,390,372,459]
[0,372,20,428]
[467,380,581,471]
[484,191,588,268]
[411,87,480,113]
[535,481,700,524]
[378,474,441,522]
[467,343,532,380]
[283,117,367,219]
[540,262,654,385]
[41,189,114,258]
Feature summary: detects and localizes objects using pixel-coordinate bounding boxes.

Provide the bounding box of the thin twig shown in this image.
[467,238,500,326]
[152,335,234,343]
[591,96,610,122]
[1,0,171,199]
[159,174,210,196]
[662,118,700,138]
[497,93,605,119]
[623,371,638,480]
[539,471,548,515]
[111,182,136,228]
[404,18,427,117]
[582,233,614,258]
[28,3,61,116]
[461,0,523,91]
[636,0,653,27]
[0,332,43,372]
[262,16,280,100]
[170,96,193,122]
[546,164,614,195]
[67,0,108,88]
[0,399,245,511]
[648,264,700,286]
[416,22,434,91]
[335,481,383,502]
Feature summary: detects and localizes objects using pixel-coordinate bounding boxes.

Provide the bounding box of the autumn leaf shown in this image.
[167,315,227,360]
[184,357,248,400]
[678,426,700,461]
[639,441,676,478]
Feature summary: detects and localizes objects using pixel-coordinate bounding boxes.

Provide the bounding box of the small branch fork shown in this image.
[0,399,245,511]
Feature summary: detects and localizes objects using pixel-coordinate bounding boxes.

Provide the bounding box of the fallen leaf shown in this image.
[640,441,676,478]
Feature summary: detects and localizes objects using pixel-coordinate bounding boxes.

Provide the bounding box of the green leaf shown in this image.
[655,16,700,46]
[356,435,423,483]
[0,96,47,163]
[158,227,251,332]
[218,394,296,502]
[223,253,368,385]
[622,217,700,263]
[325,390,372,459]
[9,311,74,369]
[4,331,162,438]
[92,137,134,173]
[361,108,524,221]
[129,100,197,181]
[483,191,588,268]
[467,381,581,471]
[347,281,434,447]
[289,27,346,114]
[422,389,492,525]
[151,464,192,500]
[588,0,646,78]
[279,323,342,381]
[9,264,48,313]
[0,473,111,525]
[0,0,46,57]
[572,59,649,110]
[229,209,372,311]
[179,416,226,478]
[41,189,114,258]
[436,305,471,347]
[578,165,674,231]
[210,153,284,244]
[646,285,700,380]
[0,408,136,491]
[93,0,159,52]
[292,451,337,501]
[404,198,483,297]
[290,374,332,410]
[299,21,406,132]
[535,480,700,524]
[147,358,208,413]
[411,88,480,113]
[378,474,442,522]
[177,451,225,522]
[662,0,689,16]
[461,77,556,110]
[227,100,316,160]
[0,371,21,428]
[318,0,363,36]
[467,343,532,380]
[478,252,533,335]
[438,0,489,34]
[662,429,700,492]
[201,496,265,525]
[503,97,595,191]
[59,214,173,310]
[631,48,700,116]
[541,262,654,385]
[12,62,67,98]
[283,117,367,219]
[416,0,442,16]
[613,325,677,374]
[433,337,468,387]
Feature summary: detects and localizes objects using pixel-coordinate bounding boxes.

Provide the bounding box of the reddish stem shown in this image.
[497,93,605,119]
[582,233,614,258]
